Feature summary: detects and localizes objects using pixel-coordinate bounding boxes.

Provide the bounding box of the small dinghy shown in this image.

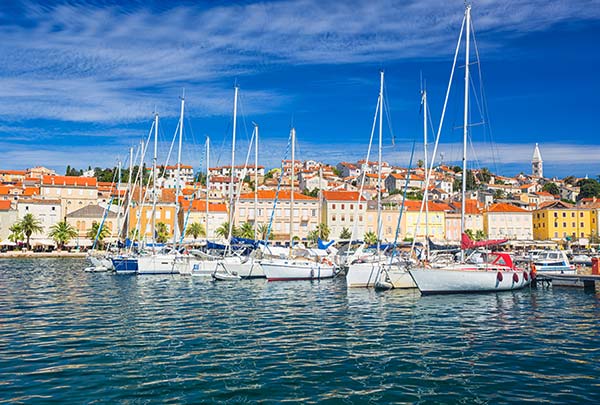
[84,265,110,273]
[212,271,242,281]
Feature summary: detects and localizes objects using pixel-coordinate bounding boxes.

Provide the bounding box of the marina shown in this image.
[1,258,600,403]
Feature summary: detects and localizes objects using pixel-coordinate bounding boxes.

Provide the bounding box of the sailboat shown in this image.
[260,128,338,281]
[408,5,531,294]
[346,71,416,289]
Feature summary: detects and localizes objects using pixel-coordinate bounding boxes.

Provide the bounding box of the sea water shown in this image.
[1,258,599,403]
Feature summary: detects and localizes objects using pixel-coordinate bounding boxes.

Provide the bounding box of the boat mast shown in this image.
[422,86,429,259]
[289,128,296,255]
[151,111,158,251]
[205,136,210,240]
[174,89,185,245]
[135,139,145,245]
[461,5,471,261]
[116,159,122,242]
[254,123,259,240]
[227,85,239,243]
[377,70,384,257]
[126,147,133,242]
[318,165,322,237]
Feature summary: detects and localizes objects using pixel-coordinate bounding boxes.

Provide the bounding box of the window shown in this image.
[341,204,345,210]
[562,212,566,218]
[359,204,363,210]
[332,204,336,209]
[68,189,72,195]
[166,211,171,219]
[563,222,566,227]
[581,222,584,228]
[580,212,584,217]
[553,212,557,218]
[571,212,575,218]
[51,207,55,211]
[79,189,83,196]
[572,222,576,227]
[350,204,353,210]
[311,209,316,216]
[554,231,558,238]
[332,215,336,221]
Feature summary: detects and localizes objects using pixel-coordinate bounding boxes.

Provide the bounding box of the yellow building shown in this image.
[533,200,593,241]
[129,202,178,241]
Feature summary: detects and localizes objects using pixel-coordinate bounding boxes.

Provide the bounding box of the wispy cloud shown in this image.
[1,0,598,124]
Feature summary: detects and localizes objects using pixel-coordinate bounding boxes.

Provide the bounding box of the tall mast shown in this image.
[377,70,384,256]
[254,123,259,240]
[461,5,471,260]
[205,136,210,240]
[227,85,239,242]
[318,165,322,235]
[423,87,429,258]
[116,159,122,241]
[136,139,145,244]
[289,128,296,254]
[151,112,158,250]
[126,147,133,241]
[174,89,185,245]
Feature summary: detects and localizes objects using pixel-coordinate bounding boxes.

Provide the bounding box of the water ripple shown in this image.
[1,258,600,403]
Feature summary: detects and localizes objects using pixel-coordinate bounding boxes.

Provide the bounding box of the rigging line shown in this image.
[471,17,501,176]
[214,120,232,168]
[383,85,396,145]
[237,91,252,143]
[390,141,416,264]
[163,118,180,170]
[265,131,293,244]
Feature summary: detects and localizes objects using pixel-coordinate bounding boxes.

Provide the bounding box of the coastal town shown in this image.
[1,143,599,252]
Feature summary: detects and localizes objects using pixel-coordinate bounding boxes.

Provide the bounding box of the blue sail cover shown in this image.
[318,238,335,250]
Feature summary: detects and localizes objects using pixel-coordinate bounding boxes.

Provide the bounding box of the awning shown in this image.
[0,240,16,246]
[31,239,56,246]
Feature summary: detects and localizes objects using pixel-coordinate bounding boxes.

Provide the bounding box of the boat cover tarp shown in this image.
[461,232,508,250]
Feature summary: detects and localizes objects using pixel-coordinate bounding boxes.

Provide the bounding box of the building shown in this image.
[533,200,593,241]
[0,200,17,242]
[40,175,98,217]
[66,204,119,245]
[208,165,265,179]
[445,200,484,241]
[16,199,61,246]
[385,172,425,193]
[322,190,366,240]
[235,190,319,241]
[129,202,178,242]
[483,203,533,240]
[178,199,228,240]
[0,170,27,183]
[532,143,543,178]
[162,164,195,189]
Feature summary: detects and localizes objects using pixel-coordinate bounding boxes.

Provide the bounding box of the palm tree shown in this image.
[8,223,24,245]
[239,222,255,239]
[316,223,330,240]
[185,222,206,240]
[340,227,352,239]
[215,221,239,239]
[155,222,169,243]
[48,221,78,250]
[19,214,43,250]
[256,223,273,240]
[87,221,110,249]
[363,231,378,245]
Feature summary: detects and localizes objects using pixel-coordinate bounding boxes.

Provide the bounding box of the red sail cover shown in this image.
[461,232,508,250]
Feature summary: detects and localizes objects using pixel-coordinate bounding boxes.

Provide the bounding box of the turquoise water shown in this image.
[1,258,600,404]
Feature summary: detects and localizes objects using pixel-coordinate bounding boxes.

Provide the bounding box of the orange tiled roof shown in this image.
[23,187,39,196]
[0,200,12,210]
[486,203,529,213]
[180,199,228,213]
[239,190,317,201]
[403,200,452,212]
[322,190,365,202]
[0,170,27,176]
[42,175,97,187]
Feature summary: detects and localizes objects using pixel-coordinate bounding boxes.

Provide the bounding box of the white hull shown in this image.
[347,262,416,289]
[137,254,185,275]
[409,267,532,294]
[535,266,576,275]
[219,257,265,278]
[261,259,336,281]
[89,256,114,270]
[184,258,219,277]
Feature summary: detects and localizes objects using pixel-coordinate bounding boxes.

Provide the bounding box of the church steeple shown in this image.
[532,143,543,178]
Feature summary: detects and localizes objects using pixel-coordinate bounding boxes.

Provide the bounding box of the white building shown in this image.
[483,203,533,240]
[532,143,543,178]
[162,164,195,189]
[322,190,367,240]
[16,199,61,246]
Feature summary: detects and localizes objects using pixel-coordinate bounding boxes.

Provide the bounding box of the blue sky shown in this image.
[0,0,599,177]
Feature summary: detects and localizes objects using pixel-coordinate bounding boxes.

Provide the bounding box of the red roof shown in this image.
[0,200,12,210]
[486,203,529,213]
[23,187,39,196]
[181,199,227,213]
[322,190,365,202]
[42,175,97,187]
[403,200,452,212]
[239,190,317,201]
[0,170,27,176]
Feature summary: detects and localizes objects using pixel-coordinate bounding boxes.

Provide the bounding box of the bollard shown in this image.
[592,257,599,276]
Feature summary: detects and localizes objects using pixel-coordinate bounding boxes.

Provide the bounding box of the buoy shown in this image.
[497,272,503,282]
[523,271,529,281]
[513,273,519,283]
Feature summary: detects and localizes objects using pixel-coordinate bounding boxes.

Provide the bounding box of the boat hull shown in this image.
[261,259,335,281]
[137,255,184,275]
[409,267,532,295]
[346,262,416,289]
[220,257,265,278]
[111,257,138,274]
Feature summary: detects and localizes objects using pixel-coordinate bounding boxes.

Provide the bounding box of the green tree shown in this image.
[332,167,343,177]
[155,222,169,243]
[238,222,255,239]
[185,222,206,240]
[257,223,273,240]
[363,231,378,245]
[48,221,78,250]
[453,169,477,191]
[474,230,486,241]
[19,214,43,250]
[542,182,560,195]
[215,221,239,239]
[477,168,492,184]
[315,223,330,240]
[340,227,352,239]
[8,223,24,245]
[87,221,110,248]
[576,178,600,200]
[302,188,319,197]
[129,228,140,241]
[493,189,505,200]
[417,159,424,168]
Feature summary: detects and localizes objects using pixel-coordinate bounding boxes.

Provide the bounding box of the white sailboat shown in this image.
[345,71,416,289]
[408,5,531,294]
[261,128,337,281]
